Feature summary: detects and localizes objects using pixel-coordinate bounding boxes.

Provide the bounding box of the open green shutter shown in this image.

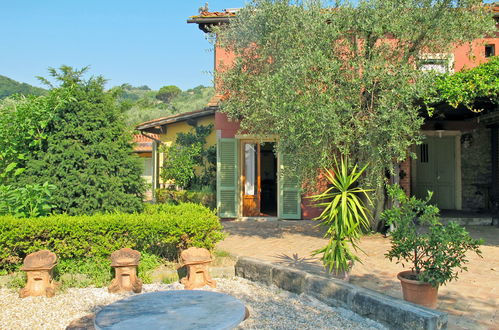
[278,153,301,219]
[217,138,238,218]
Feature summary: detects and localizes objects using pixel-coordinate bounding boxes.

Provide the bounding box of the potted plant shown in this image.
[382,185,482,308]
[309,156,372,280]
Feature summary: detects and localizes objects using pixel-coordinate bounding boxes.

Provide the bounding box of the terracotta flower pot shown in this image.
[397,271,439,309]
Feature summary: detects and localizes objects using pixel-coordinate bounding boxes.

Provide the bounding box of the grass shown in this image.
[214,250,232,258]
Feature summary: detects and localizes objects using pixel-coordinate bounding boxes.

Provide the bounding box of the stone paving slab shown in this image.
[217,220,499,330]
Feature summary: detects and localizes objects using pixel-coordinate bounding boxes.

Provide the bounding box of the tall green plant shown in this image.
[310,157,372,273]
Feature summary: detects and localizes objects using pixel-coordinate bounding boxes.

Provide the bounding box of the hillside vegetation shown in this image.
[0,75,46,99]
[0,74,214,127]
[117,84,215,126]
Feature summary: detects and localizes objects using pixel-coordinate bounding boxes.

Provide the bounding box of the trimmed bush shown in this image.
[0,203,225,271]
[156,189,216,210]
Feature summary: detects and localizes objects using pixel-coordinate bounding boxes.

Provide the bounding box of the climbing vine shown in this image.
[160,124,216,190]
[427,56,499,111]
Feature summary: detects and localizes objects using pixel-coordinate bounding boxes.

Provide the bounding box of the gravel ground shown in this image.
[0,277,386,330]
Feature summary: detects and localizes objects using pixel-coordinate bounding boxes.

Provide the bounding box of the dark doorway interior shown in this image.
[260,143,277,216]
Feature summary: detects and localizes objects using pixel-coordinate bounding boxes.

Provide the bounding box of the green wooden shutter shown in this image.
[217,138,238,218]
[278,153,301,219]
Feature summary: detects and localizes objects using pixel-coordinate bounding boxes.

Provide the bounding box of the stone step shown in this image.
[440,217,493,226]
[237,217,279,222]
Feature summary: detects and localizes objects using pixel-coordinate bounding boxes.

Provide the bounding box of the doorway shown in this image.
[242,141,277,216]
[414,135,457,209]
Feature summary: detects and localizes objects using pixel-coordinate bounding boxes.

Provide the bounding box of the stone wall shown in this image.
[461,127,492,211]
[399,158,411,196]
[235,257,448,330]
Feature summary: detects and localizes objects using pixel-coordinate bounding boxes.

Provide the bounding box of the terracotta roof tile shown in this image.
[133,134,159,152]
[190,9,238,19]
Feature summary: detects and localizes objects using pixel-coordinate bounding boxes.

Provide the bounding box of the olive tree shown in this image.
[215,0,494,227]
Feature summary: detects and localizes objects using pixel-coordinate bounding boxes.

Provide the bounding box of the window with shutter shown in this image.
[278,153,301,219]
[217,138,239,218]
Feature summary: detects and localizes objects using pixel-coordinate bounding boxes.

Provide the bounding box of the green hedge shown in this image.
[156,189,216,210]
[0,203,225,271]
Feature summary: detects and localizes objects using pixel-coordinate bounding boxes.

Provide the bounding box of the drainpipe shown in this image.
[140,131,162,202]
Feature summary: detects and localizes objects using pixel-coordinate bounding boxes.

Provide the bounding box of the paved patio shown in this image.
[217,220,499,330]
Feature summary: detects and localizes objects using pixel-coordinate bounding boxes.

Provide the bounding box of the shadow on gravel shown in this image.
[66,313,95,330]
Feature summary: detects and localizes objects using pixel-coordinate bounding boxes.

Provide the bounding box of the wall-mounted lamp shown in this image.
[434,122,445,138]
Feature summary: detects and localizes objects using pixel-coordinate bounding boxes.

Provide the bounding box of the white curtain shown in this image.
[245,144,256,195]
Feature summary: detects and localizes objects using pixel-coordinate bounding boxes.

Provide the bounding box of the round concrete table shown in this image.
[94,290,246,330]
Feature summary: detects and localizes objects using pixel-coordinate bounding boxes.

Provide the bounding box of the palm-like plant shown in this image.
[310,156,372,274]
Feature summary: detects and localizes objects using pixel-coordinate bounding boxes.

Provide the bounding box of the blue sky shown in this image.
[0,1,247,90]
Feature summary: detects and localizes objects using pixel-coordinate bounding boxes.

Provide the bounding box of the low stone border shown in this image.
[235,257,448,330]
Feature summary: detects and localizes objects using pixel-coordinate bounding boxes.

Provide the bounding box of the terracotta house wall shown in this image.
[215,112,240,138]
[214,44,242,137]
[301,174,329,220]
[453,37,499,71]
[215,44,236,71]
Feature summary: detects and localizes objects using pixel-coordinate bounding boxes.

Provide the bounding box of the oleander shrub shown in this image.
[155,189,216,210]
[0,203,225,272]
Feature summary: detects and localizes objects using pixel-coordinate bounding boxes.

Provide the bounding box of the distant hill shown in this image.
[0,76,215,127]
[0,75,46,99]
[118,84,215,127]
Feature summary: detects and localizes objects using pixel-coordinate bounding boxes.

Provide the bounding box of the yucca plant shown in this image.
[309,156,372,274]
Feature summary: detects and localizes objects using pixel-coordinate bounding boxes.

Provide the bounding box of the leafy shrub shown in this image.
[160,124,216,190]
[426,56,499,111]
[160,143,202,189]
[0,94,58,182]
[155,189,216,210]
[382,185,482,287]
[0,182,55,217]
[0,203,225,271]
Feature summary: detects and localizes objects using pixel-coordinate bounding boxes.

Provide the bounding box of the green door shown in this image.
[415,136,456,209]
[278,153,301,219]
[217,138,239,218]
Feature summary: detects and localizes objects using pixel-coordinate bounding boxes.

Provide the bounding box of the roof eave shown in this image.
[187,17,233,33]
[135,107,217,132]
